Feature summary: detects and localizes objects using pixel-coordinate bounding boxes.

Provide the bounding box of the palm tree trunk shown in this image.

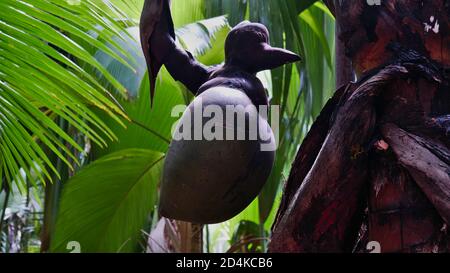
[270,0,450,253]
[176,221,203,253]
[0,187,10,236]
[334,4,353,87]
[40,118,69,252]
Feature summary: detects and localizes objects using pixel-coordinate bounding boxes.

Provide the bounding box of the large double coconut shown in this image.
[140,0,300,224]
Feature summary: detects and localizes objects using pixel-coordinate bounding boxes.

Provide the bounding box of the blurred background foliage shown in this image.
[0,0,335,253]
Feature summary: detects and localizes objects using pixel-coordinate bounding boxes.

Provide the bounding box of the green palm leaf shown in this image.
[50,149,164,253]
[0,0,132,189]
[176,16,229,63]
[171,0,205,27]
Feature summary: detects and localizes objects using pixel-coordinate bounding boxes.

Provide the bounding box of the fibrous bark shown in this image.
[271,56,450,252]
[270,0,450,252]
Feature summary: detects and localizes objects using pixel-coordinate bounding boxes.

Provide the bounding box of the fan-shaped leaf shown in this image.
[0,0,131,190]
[51,149,164,253]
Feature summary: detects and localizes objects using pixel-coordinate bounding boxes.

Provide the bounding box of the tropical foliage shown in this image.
[0,0,335,253]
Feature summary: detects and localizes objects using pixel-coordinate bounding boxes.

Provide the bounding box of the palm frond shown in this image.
[175,15,230,63]
[0,0,132,190]
[51,149,164,253]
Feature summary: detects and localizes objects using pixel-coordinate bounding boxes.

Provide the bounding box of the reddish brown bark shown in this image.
[271,62,450,253]
[272,84,349,232]
[271,65,423,252]
[366,129,448,253]
[270,0,450,253]
[382,124,450,224]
